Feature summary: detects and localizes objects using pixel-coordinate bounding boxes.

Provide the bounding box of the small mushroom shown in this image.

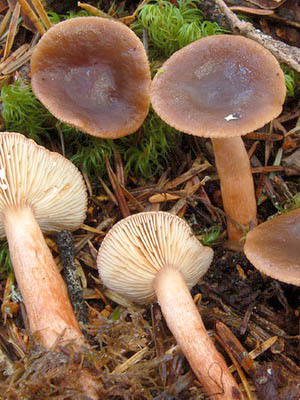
[244,208,300,285]
[31,16,151,138]
[97,212,244,400]
[151,35,286,244]
[0,132,87,348]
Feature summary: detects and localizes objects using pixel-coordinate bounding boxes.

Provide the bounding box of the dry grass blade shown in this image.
[1,2,20,61]
[113,347,149,373]
[74,217,115,253]
[119,183,144,212]
[30,0,52,29]
[98,176,118,205]
[0,42,29,73]
[81,224,106,235]
[106,155,130,218]
[163,161,210,190]
[1,45,33,74]
[0,8,12,38]
[18,0,45,34]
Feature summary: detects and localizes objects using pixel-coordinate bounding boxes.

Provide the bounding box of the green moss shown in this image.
[198,225,222,246]
[121,111,181,179]
[62,110,181,180]
[0,79,181,181]
[47,9,90,24]
[276,191,300,214]
[133,0,227,58]
[1,80,53,143]
[0,241,12,277]
[281,64,299,97]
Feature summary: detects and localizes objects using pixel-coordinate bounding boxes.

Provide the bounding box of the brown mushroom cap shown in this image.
[0,132,87,237]
[97,211,213,303]
[31,17,151,138]
[244,208,300,286]
[151,35,286,138]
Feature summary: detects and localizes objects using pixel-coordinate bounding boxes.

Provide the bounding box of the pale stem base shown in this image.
[212,136,257,244]
[3,206,84,349]
[153,267,244,400]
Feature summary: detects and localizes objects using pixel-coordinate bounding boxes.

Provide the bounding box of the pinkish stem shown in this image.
[3,205,84,349]
[212,136,257,244]
[153,267,244,400]
[3,206,99,398]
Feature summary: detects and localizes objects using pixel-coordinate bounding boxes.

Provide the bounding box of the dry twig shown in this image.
[214,0,300,73]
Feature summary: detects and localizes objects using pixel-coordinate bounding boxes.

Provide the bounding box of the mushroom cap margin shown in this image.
[151,35,286,138]
[31,16,151,139]
[244,208,300,286]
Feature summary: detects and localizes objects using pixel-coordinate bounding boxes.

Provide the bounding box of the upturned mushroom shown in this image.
[151,35,286,244]
[0,132,88,347]
[31,16,151,138]
[244,208,300,285]
[97,211,244,400]
[0,132,98,397]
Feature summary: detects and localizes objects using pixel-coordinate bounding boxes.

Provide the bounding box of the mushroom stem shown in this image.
[153,267,244,400]
[3,205,84,349]
[212,136,257,244]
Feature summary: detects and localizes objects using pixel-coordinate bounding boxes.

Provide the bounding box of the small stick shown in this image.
[214,0,300,73]
[55,231,89,325]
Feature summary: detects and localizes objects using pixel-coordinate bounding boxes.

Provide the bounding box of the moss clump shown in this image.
[199,225,222,246]
[281,64,299,97]
[133,0,227,58]
[1,80,52,144]
[63,110,181,180]
[0,80,181,181]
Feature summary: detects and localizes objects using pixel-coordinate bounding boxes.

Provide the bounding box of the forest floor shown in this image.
[0,0,299,399]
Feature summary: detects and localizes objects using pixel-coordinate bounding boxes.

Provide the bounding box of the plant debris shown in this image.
[0,0,299,399]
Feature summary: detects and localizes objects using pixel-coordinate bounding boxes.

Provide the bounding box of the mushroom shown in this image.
[244,208,300,285]
[31,16,151,138]
[97,212,244,400]
[151,35,286,244]
[0,132,87,348]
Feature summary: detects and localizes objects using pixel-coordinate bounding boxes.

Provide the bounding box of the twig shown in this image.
[214,0,300,73]
[55,231,89,325]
